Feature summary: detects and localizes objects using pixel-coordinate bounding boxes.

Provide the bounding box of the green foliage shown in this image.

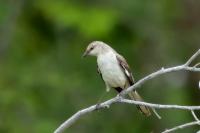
[36,0,118,37]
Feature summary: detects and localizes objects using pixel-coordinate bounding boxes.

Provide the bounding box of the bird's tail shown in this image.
[128,91,151,117]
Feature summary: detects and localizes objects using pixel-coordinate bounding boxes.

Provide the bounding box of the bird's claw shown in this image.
[95,103,101,110]
[117,93,123,98]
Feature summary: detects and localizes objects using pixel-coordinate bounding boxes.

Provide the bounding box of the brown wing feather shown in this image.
[116,54,151,116]
[116,54,135,85]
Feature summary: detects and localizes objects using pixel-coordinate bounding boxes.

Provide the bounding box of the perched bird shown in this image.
[83,41,151,116]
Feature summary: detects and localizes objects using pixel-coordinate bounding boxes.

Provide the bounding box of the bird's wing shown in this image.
[116,54,135,85]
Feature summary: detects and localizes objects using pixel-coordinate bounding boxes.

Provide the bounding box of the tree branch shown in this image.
[161,110,200,133]
[194,62,200,68]
[118,99,200,110]
[54,49,200,133]
[185,49,200,66]
[162,121,200,133]
[191,110,200,122]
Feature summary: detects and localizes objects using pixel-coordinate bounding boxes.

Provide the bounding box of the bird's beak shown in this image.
[82,50,88,58]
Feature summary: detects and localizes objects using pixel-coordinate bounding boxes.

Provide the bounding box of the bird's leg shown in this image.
[95,91,108,110]
[105,85,111,92]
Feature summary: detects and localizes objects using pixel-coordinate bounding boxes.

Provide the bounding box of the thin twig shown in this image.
[152,108,162,119]
[191,110,200,122]
[185,49,200,66]
[118,99,200,110]
[194,62,200,68]
[162,121,200,133]
[191,110,200,126]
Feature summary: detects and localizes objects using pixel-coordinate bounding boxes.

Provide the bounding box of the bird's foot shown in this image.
[117,93,124,98]
[95,103,101,110]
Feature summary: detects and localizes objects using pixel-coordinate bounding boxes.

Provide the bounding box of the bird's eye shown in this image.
[90,47,94,50]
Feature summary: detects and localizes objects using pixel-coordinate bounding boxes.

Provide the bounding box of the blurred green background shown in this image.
[0,0,200,133]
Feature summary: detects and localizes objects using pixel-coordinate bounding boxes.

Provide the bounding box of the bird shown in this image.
[83,41,151,116]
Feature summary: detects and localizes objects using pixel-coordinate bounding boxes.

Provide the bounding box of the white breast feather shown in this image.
[97,52,127,89]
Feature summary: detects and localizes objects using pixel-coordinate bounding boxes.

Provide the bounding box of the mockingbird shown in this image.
[83,41,151,116]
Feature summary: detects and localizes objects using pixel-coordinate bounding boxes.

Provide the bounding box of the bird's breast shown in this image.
[97,53,127,88]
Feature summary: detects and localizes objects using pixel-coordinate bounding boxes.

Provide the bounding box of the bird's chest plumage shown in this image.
[97,52,127,88]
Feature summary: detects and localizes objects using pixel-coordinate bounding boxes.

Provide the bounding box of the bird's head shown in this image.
[82,41,110,57]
